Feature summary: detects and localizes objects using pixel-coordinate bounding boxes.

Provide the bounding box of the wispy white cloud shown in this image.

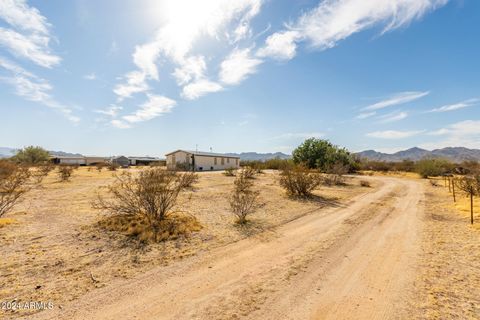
[421,120,480,149]
[182,79,223,100]
[258,0,448,61]
[377,110,408,123]
[0,0,60,68]
[356,111,376,119]
[94,105,122,117]
[219,48,263,85]
[427,98,479,113]
[366,130,424,139]
[363,91,429,111]
[256,31,299,61]
[0,56,78,122]
[122,94,176,124]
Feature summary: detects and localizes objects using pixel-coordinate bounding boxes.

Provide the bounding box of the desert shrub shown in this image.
[279,166,323,197]
[415,159,453,178]
[175,162,191,171]
[229,171,261,224]
[264,158,293,170]
[224,167,237,176]
[0,161,31,217]
[32,162,55,184]
[12,146,50,165]
[57,165,74,182]
[292,138,356,172]
[178,171,199,188]
[93,168,195,241]
[359,180,371,187]
[242,166,257,179]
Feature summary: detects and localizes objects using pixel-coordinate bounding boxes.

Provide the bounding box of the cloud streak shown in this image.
[258,0,448,61]
[427,98,479,113]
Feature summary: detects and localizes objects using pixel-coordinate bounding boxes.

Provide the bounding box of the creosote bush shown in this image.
[93,168,197,242]
[178,171,199,188]
[229,170,261,224]
[279,166,323,197]
[241,166,257,179]
[0,160,31,218]
[57,165,74,182]
[12,146,50,165]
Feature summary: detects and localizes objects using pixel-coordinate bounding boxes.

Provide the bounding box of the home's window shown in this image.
[221,157,224,165]
[214,157,217,165]
[210,166,213,170]
[235,159,238,166]
[227,158,230,164]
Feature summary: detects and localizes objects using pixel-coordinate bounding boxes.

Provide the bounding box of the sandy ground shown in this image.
[3,169,479,319]
[410,179,480,319]
[0,168,366,319]
[26,175,424,320]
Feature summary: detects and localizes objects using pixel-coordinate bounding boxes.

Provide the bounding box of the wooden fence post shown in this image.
[452,178,456,202]
[471,193,474,225]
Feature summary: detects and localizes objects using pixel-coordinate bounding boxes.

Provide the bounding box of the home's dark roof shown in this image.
[165,149,240,158]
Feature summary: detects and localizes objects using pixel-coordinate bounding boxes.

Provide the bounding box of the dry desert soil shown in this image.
[1,168,479,319]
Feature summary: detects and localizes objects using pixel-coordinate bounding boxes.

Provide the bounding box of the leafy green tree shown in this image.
[12,146,50,165]
[292,138,356,172]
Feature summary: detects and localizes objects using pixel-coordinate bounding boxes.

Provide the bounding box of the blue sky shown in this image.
[0,0,479,156]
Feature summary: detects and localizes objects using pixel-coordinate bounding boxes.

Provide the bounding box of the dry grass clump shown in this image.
[359,180,371,187]
[0,160,31,217]
[98,212,201,242]
[229,170,261,224]
[0,217,16,228]
[279,166,323,197]
[93,168,199,242]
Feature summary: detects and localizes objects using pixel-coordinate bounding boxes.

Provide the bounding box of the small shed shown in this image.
[128,156,165,166]
[112,156,130,168]
[165,150,240,171]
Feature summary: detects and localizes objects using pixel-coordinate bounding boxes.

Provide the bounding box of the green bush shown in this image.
[12,146,50,165]
[415,159,453,178]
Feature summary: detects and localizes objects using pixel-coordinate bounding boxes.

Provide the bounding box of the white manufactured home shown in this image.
[165,150,240,171]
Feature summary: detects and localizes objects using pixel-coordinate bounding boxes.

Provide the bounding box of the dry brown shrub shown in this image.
[93,168,197,242]
[178,171,199,188]
[224,167,237,177]
[229,170,261,224]
[241,166,256,179]
[0,160,31,217]
[279,166,323,197]
[57,165,74,182]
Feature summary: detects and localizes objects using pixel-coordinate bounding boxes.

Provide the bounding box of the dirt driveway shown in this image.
[33,176,424,320]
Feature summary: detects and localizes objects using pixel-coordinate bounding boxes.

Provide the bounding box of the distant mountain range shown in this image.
[226,152,291,161]
[357,147,480,162]
[0,147,83,159]
[0,147,16,158]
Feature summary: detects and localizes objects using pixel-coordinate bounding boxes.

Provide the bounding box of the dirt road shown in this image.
[34,176,424,320]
